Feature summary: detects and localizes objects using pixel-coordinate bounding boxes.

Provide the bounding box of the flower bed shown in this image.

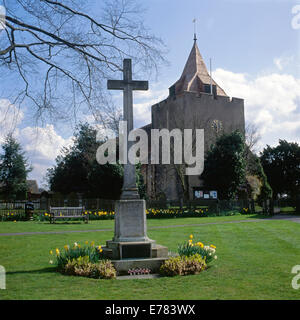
[0,206,247,222]
[159,234,217,277]
[49,241,116,279]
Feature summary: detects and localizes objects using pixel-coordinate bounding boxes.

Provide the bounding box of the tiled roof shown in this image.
[171,41,227,97]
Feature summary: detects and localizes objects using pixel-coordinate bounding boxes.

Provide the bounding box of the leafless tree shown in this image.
[245,122,261,154]
[0,0,167,129]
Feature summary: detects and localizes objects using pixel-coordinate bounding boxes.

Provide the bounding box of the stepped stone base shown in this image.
[102,241,168,260]
[101,198,168,275]
[102,242,168,275]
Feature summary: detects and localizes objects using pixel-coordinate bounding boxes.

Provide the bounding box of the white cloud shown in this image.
[133,86,168,126]
[213,68,300,150]
[0,99,24,143]
[16,125,74,186]
[19,125,73,160]
[0,102,74,187]
[273,55,296,72]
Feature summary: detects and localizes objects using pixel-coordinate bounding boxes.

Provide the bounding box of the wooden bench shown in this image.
[49,207,88,224]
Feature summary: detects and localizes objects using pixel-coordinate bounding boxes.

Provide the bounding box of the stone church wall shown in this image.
[144,91,245,200]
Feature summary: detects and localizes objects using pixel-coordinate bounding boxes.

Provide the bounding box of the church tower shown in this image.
[142,39,245,201]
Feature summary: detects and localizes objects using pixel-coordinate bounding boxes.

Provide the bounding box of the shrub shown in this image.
[160,254,207,277]
[177,235,217,264]
[63,256,116,279]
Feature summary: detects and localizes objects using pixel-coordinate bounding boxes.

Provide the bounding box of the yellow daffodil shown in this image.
[188,239,193,245]
[55,248,60,256]
[210,244,216,249]
[50,250,53,255]
[64,245,69,251]
[197,242,204,248]
[189,234,193,240]
[85,241,89,245]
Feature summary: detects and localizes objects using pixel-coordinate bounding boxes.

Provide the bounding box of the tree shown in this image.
[260,140,300,199]
[243,122,272,202]
[246,153,272,202]
[245,122,261,154]
[0,134,32,200]
[0,0,166,128]
[201,130,246,200]
[47,122,123,199]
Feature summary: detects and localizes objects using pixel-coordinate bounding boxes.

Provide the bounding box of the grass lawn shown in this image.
[0,216,300,300]
[0,214,265,234]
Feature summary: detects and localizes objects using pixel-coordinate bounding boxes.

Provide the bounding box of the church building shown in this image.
[141,37,245,201]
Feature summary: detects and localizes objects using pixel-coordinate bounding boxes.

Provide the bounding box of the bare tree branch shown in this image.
[0,0,167,128]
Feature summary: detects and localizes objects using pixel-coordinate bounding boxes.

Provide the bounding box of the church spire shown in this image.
[169,37,227,97]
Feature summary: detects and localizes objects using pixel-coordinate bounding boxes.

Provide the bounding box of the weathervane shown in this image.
[193,18,197,41]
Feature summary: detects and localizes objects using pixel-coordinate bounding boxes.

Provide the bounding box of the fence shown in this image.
[0,198,116,214]
[0,197,298,217]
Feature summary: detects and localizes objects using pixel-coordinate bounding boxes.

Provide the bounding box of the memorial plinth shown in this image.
[102,199,168,274]
[101,59,168,275]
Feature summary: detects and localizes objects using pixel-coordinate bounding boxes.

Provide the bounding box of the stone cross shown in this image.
[107,59,148,199]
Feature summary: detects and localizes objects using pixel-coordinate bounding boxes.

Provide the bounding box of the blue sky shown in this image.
[0,0,300,187]
[144,0,299,78]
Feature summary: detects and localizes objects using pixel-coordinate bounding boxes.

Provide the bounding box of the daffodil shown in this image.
[55,248,60,256]
[197,242,204,248]
[50,250,53,255]
[64,245,69,251]
[210,244,216,249]
[189,234,193,240]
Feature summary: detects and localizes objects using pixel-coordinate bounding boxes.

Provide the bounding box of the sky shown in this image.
[0,0,300,188]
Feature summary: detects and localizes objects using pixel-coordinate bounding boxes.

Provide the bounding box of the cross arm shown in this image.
[131,81,148,91]
[107,80,125,90]
[107,80,148,91]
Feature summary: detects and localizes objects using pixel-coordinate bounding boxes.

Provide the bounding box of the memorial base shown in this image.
[101,199,168,274]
